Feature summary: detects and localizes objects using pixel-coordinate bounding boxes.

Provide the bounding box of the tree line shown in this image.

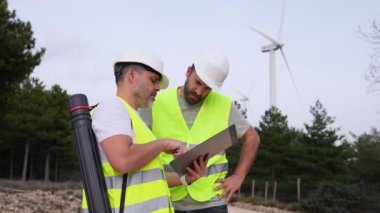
[0,0,76,182]
[230,102,380,199]
[0,78,75,182]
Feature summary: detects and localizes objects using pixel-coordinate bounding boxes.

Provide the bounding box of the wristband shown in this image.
[180,175,188,186]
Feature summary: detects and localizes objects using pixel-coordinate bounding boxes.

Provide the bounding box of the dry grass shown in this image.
[232,195,302,212]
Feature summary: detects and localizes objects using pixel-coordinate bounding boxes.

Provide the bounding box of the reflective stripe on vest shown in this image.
[82,97,173,212]
[152,88,231,202]
[103,167,164,189]
[82,196,170,213]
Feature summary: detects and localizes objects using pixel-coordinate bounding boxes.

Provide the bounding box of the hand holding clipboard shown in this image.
[170,125,238,177]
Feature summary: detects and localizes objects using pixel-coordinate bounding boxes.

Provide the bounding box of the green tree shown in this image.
[303,100,349,183]
[0,0,45,143]
[353,128,380,184]
[254,107,292,181]
[40,85,73,181]
[5,78,48,180]
[3,79,78,181]
[282,128,308,179]
[252,107,312,201]
[351,128,380,213]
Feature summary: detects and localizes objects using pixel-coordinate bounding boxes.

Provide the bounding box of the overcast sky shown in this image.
[7,0,380,137]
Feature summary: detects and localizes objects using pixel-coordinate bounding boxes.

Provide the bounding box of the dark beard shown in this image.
[183,80,203,105]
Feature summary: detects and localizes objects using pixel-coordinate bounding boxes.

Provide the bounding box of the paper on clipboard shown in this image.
[170,125,238,177]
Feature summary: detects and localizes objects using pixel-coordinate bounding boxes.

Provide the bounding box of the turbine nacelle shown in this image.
[240,97,249,102]
[261,43,284,52]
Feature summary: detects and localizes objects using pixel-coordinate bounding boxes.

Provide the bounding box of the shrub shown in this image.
[301,182,365,213]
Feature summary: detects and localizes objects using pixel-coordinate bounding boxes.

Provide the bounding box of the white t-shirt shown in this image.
[92,97,135,145]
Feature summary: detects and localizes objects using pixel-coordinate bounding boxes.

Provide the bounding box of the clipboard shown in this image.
[170,125,238,176]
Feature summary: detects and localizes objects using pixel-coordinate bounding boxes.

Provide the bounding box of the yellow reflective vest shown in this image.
[152,88,231,202]
[82,97,173,213]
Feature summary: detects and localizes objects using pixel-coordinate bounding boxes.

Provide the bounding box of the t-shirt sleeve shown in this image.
[92,97,133,143]
[229,102,251,139]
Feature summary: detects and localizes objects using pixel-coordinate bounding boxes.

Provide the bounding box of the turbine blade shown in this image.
[249,26,281,45]
[278,0,285,42]
[236,90,248,100]
[279,48,303,104]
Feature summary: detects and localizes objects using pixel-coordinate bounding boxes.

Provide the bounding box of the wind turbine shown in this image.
[236,80,255,119]
[250,0,300,108]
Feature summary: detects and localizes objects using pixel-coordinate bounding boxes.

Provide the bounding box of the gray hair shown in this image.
[114,63,145,84]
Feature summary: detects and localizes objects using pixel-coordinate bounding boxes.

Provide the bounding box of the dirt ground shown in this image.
[0,180,296,213]
[229,202,297,213]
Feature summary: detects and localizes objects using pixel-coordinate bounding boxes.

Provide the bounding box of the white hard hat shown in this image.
[193,49,229,91]
[115,49,169,89]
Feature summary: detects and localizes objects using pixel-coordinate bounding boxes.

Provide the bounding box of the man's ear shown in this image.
[125,67,136,83]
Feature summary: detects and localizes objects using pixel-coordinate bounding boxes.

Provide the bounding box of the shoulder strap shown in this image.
[119,173,128,213]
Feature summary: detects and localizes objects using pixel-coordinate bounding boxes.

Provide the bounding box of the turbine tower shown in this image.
[250,0,300,108]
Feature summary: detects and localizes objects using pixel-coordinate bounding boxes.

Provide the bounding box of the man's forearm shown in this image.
[165,172,182,187]
[233,127,260,179]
